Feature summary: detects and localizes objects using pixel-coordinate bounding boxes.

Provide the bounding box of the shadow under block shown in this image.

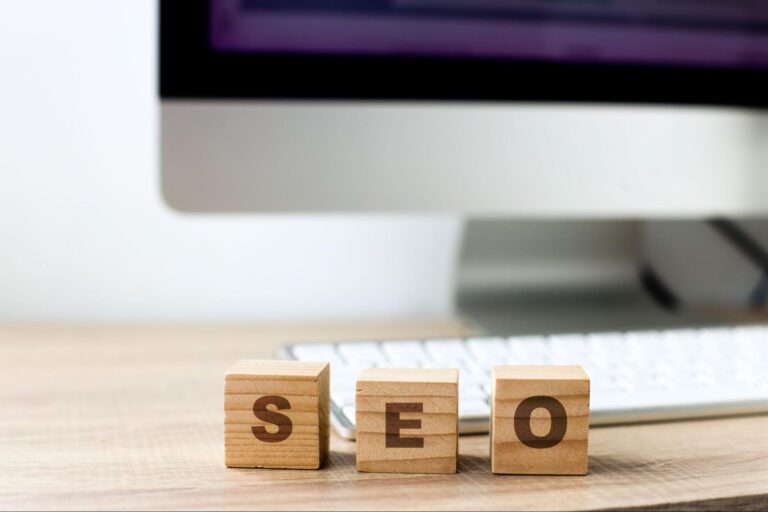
[225,360,330,470]
[491,366,590,475]
[356,368,459,474]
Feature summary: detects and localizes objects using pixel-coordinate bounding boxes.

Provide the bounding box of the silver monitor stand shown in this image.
[456,219,719,336]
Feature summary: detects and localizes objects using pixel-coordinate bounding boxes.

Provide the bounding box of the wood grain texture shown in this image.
[0,323,767,511]
[224,360,329,470]
[491,365,590,475]
[356,368,459,474]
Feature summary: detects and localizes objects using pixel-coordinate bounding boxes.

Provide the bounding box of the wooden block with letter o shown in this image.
[224,360,329,470]
[491,365,590,475]
[356,368,459,474]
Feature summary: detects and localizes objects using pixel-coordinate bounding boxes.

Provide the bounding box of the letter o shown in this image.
[513,396,567,449]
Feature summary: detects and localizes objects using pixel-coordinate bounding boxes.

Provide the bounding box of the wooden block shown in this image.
[224,359,329,470]
[355,368,459,474]
[491,365,590,475]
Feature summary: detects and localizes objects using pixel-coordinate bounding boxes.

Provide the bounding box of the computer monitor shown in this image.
[160,0,768,216]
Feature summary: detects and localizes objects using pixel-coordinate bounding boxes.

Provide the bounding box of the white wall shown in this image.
[0,0,461,322]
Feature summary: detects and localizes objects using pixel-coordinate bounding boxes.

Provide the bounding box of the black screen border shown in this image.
[160,0,768,106]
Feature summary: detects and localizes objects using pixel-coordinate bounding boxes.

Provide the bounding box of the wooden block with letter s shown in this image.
[355,368,459,474]
[491,365,590,475]
[224,360,330,470]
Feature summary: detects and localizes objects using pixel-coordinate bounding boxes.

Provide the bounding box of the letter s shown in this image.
[252,395,293,443]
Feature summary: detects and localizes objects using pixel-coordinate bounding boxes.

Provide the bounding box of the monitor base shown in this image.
[454,218,747,336]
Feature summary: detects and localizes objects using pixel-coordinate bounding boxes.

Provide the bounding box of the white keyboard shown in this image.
[280,325,768,439]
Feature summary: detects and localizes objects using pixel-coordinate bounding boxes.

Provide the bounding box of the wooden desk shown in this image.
[1,323,767,511]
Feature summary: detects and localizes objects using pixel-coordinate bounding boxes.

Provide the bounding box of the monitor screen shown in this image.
[210,0,768,70]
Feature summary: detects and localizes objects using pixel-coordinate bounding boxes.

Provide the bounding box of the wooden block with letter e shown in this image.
[224,360,329,470]
[491,365,590,475]
[356,368,459,474]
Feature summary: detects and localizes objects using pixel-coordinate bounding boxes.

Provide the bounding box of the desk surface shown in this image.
[1,323,767,511]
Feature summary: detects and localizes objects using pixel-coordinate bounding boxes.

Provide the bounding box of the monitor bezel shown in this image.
[160,0,768,106]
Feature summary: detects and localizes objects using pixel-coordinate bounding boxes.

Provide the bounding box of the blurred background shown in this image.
[0,0,462,322]
[2,1,767,325]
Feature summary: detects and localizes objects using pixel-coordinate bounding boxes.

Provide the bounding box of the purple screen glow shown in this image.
[210,0,768,69]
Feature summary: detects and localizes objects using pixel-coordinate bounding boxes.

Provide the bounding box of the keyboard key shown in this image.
[331,384,356,407]
[459,383,487,400]
[508,336,550,364]
[549,352,588,365]
[664,330,701,361]
[381,340,429,365]
[460,399,490,418]
[338,342,384,365]
[467,337,508,364]
[580,363,611,390]
[424,338,469,362]
[586,332,624,365]
[291,343,343,365]
[459,366,488,385]
[589,375,617,392]
[332,367,361,388]
[697,328,730,360]
[625,332,660,361]
[376,360,421,369]
[549,334,588,357]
